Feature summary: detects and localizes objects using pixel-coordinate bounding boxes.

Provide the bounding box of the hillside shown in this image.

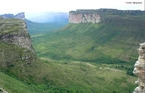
[25,19,67,35]
[33,9,145,64]
[0,17,44,92]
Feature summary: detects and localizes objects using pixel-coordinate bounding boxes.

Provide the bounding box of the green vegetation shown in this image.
[33,16,145,63]
[0,18,25,35]
[26,10,145,92]
[1,10,145,92]
[0,42,137,93]
[25,19,67,35]
[0,57,137,93]
[0,71,39,93]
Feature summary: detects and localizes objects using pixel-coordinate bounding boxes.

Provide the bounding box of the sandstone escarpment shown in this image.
[69,9,145,24]
[69,10,101,23]
[0,17,34,52]
[69,12,101,23]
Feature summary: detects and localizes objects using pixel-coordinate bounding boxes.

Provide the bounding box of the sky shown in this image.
[0,0,144,15]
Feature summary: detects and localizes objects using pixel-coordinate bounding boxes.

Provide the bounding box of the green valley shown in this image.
[33,12,145,64]
[0,9,145,93]
[25,19,67,35]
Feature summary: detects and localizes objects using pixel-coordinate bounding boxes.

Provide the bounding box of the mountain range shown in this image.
[1,12,69,35]
[25,12,68,23]
[0,9,145,93]
[1,12,68,24]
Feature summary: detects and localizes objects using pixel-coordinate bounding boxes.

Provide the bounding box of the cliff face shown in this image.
[0,17,39,84]
[69,9,145,24]
[69,11,101,23]
[0,17,34,52]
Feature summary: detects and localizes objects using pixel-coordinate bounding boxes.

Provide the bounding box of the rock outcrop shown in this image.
[133,42,145,93]
[69,11,101,23]
[0,88,8,93]
[0,17,34,52]
[14,12,25,20]
[69,9,145,24]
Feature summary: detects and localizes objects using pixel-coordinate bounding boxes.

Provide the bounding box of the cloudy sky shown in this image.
[0,0,144,14]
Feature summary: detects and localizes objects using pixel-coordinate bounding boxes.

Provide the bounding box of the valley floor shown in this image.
[0,57,137,93]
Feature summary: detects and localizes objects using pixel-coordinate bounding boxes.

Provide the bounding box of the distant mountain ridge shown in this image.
[1,12,25,20]
[25,12,68,23]
[1,12,68,35]
[25,19,67,35]
[1,12,69,24]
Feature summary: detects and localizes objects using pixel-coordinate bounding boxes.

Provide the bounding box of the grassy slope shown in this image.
[0,40,138,93]
[0,71,39,93]
[27,11,145,92]
[42,58,137,93]
[0,18,24,35]
[0,41,137,93]
[0,57,137,93]
[33,14,145,63]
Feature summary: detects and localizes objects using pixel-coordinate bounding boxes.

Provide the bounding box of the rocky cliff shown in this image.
[0,17,34,52]
[0,17,38,80]
[0,16,44,93]
[69,9,145,23]
[69,10,101,23]
[69,11,101,23]
[133,42,145,93]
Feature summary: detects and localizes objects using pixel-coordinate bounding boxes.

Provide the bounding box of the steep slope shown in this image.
[0,17,44,92]
[33,9,145,64]
[0,71,40,93]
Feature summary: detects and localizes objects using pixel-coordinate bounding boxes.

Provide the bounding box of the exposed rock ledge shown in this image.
[69,11,101,23]
[69,9,145,24]
[0,17,34,52]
